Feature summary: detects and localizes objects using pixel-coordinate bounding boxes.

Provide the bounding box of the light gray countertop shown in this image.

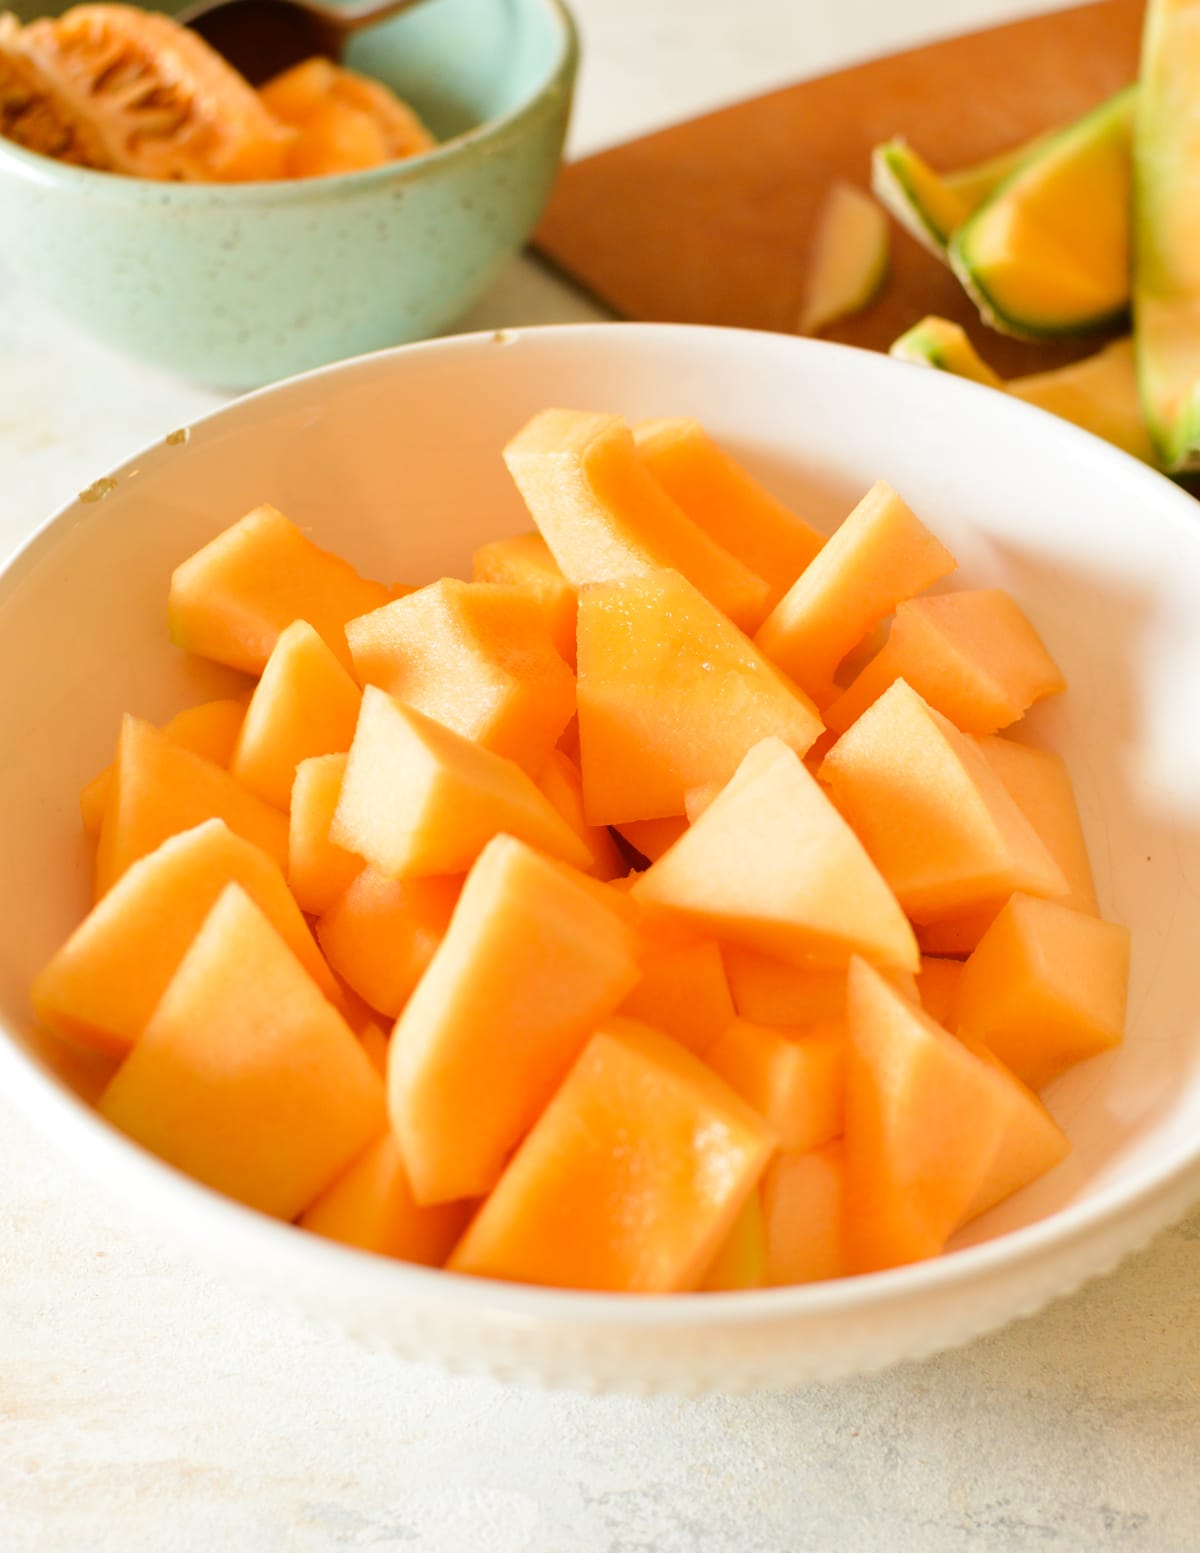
[1,2,1197,1547]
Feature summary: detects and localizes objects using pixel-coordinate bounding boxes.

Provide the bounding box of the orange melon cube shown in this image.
[80,696,248,841]
[99,885,384,1220]
[960,1043,1070,1222]
[231,620,361,810]
[632,737,918,972]
[634,417,825,608]
[33,818,339,1059]
[978,735,1098,915]
[707,1017,844,1152]
[755,482,957,703]
[825,589,1066,736]
[471,531,578,667]
[330,689,592,879]
[619,937,735,1057]
[316,866,460,1018]
[299,1133,472,1265]
[257,54,335,121]
[288,753,362,916]
[286,96,390,178]
[762,1141,848,1286]
[698,1191,767,1291]
[447,1019,774,1292]
[535,750,625,880]
[956,893,1130,1090]
[502,410,771,632]
[576,568,823,824]
[723,945,918,1026]
[95,716,288,898]
[820,680,1067,923]
[347,579,575,774]
[915,956,964,1028]
[844,958,1012,1272]
[168,504,389,676]
[613,815,688,863]
[388,836,644,1204]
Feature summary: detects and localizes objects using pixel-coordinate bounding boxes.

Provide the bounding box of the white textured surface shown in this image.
[1,0,1197,1546]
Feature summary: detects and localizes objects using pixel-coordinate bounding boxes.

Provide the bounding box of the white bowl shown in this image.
[2,323,1199,1393]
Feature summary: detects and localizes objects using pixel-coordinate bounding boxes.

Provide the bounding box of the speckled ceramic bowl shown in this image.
[2,324,1200,1393]
[0,0,576,386]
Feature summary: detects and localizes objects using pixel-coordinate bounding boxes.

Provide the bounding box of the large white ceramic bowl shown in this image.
[2,323,1199,1393]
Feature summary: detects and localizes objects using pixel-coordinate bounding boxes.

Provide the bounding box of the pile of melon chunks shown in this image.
[33,409,1130,1293]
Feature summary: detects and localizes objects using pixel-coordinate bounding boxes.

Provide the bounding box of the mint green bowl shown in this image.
[0,0,577,387]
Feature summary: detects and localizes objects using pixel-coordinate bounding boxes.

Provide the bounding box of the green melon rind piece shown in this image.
[948,87,1137,342]
[889,318,1004,387]
[1133,0,1200,471]
[870,139,1035,262]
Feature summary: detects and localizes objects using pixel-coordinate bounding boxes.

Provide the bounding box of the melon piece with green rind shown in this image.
[889,317,1004,387]
[797,181,890,335]
[871,136,1042,260]
[948,87,1136,340]
[1133,0,1200,470]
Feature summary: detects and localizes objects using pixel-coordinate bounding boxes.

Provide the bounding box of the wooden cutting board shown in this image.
[534,0,1144,377]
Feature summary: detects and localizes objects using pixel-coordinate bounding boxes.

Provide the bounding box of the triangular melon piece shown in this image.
[168,504,389,675]
[631,737,918,971]
[577,569,824,825]
[34,818,338,1058]
[820,679,1067,923]
[231,620,361,811]
[503,409,771,632]
[99,885,384,1221]
[95,716,289,898]
[844,958,1012,1272]
[388,835,644,1204]
[633,418,825,606]
[330,688,592,879]
[960,1042,1070,1223]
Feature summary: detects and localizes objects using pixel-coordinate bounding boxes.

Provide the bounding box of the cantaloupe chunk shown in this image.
[825,589,1065,735]
[613,815,688,863]
[723,945,918,1026]
[632,737,918,971]
[762,1141,848,1285]
[619,937,735,1057]
[33,819,339,1058]
[288,753,362,916]
[956,893,1130,1089]
[286,96,390,178]
[844,958,1012,1272]
[447,1019,774,1292]
[698,1191,767,1291]
[231,621,361,811]
[331,689,592,879]
[535,750,625,880]
[576,569,824,824]
[299,1133,472,1264]
[820,680,1067,923]
[961,1043,1070,1222]
[316,866,460,1019]
[168,504,389,675]
[347,580,575,774]
[915,956,964,1028]
[471,532,578,667]
[707,1017,844,1151]
[912,732,1098,955]
[81,696,247,841]
[503,410,771,632]
[754,482,957,703]
[99,885,384,1220]
[389,836,644,1204]
[978,735,1098,915]
[633,418,825,607]
[95,716,289,898]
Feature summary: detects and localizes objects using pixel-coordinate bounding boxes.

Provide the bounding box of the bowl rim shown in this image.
[0,0,578,204]
[3,318,1200,1331]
